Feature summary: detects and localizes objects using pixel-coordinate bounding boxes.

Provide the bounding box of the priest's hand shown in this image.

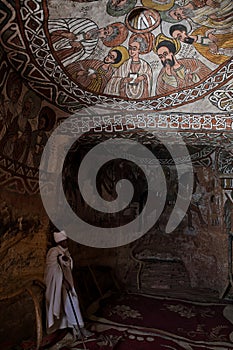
[63,278,72,291]
[62,255,69,262]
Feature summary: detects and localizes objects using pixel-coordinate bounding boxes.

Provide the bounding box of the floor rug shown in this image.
[7,293,233,350]
[87,292,233,348]
[52,327,233,350]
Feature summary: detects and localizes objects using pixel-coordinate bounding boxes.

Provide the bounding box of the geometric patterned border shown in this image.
[0,155,39,194]
[59,112,233,134]
[0,115,233,195]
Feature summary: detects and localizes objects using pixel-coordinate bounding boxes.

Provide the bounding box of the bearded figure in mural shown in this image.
[169,24,233,65]
[4,72,22,127]
[48,18,128,68]
[0,91,41,164]
[104,33,154,99]
[161,0,233,30]
[154,35,211,95]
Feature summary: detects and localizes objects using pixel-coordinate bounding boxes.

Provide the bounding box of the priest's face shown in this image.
[169,7,186,20]
[98,25,114,39]
[59,239,68,249]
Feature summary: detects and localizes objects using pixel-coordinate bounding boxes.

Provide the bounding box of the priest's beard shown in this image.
[183,8,194,17]
[184,36,195,44]
[162,56,175,67]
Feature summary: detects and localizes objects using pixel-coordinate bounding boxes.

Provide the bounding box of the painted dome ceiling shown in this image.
[1,0,232,113]
[0,0,233,197]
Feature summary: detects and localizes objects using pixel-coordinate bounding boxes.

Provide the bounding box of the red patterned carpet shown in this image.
[91,293,233,342]
[14,293,233,349]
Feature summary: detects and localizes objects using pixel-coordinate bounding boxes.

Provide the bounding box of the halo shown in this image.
[159,5,180,23]
[110,46,129,68]
[126,6,161,33]
[106,0,137,17]
[153,33,181,54]
[160,18,192,38]
[142,0,175,12]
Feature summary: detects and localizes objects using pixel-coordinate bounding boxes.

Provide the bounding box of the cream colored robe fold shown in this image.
[44,245,84,333]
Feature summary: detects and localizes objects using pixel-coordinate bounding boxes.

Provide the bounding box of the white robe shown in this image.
[44,245,84,333]
[48,18,99,67]
[104,58,152,98]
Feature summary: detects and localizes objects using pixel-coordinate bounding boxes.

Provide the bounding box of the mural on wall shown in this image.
[0,0,232,298]
[0,0,232,224]
[0,197,41,246]
[59,136,223,237]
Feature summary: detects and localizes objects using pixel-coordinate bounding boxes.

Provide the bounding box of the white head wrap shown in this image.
[54,230,67,243]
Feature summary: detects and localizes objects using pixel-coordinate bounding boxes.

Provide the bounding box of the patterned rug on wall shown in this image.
[11,292,233,350]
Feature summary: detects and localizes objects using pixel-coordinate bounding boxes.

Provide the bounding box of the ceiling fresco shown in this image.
[0,0,232,196]
[0,0,232,112]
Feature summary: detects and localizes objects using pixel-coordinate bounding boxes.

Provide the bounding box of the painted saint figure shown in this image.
[48,18,128,67]
[0,90,41,163]
[154,35,211,95]
[0,72,22,141]
[68,47,128,93]
[106,0,137,17]
[163,0,233,30]
[104,33,154,98]
[29,106,56,168]
[169,24,233,65]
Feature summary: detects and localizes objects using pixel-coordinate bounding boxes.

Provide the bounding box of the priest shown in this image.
[44,230,92,340]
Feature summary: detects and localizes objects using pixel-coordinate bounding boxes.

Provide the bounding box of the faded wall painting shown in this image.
[0,0,233,298]
[0,0,232,194]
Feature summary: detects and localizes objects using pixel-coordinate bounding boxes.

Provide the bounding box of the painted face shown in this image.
[128,41,140,58]
[157,46,175,67]
[10,82,21,103]
[99,25,114,39]
[111,0,127,6]
[172,29,195,45]
[22,99,33,118]
[104,50,118,63]
[172,29,186,42]
[169,7,186,20]
[38,115,47,130]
